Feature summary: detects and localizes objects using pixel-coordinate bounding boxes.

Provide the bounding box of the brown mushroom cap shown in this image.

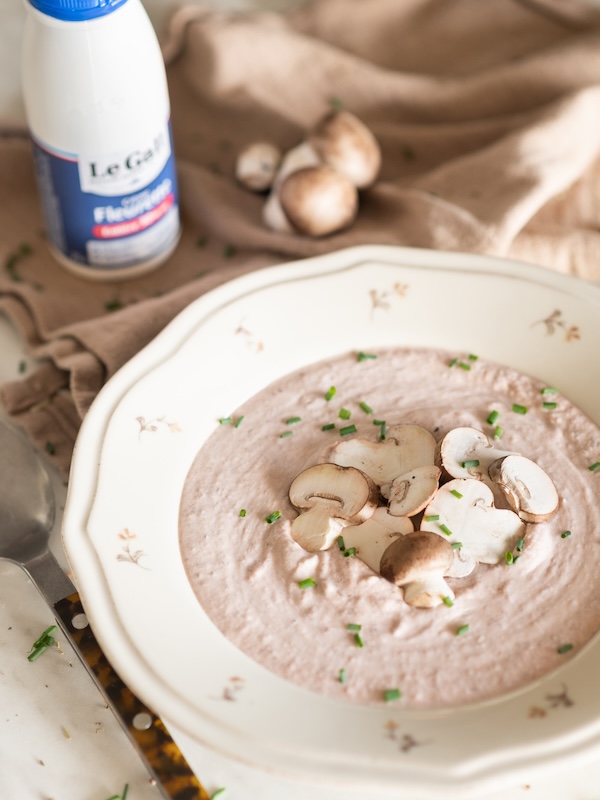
[279,165,358,237]
[308,110,381,189]
[380,531,454,586]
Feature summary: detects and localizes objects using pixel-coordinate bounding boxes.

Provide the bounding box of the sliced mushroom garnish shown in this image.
[288,463,378,552]
[421,478,525,577]
[341,507,414,573]
[380,531,455,608]
[488,455,559,523]
[438,427,514,483]
[330,424,437,487]
[382,464,442,517]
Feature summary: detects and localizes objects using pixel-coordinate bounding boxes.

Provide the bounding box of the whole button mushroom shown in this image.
[278,165,359,237]
[308,109,381,189]
[288,463,379,552]
[380,531,455,608]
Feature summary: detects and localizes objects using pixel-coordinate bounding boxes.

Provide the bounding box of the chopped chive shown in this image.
[223,244,236,258]
[104,298,123,312]
[18,359,27,374]
[346,623,362,631]
[442,596,454,607]
[45,441,56,456]
[486,410,500,425]
[337,535,346,551]
[383,688,401,702]
[359,401,373,414]
[373,419,385,426]
[354,633,364,648]
[378,421,386,440]
[516,537,525,552]
[210,789,226,800]
[32,626,57,650]
[448,358,458,367]
[557,643,573,654]
[28,644,51,662]
[458,362,472,371]
[461,459,480,469]
[543,401,557,410]
[338,668,347,684]
[218,417,232,425]
[493,425,504,440]
[450,489,463,499]
[279,431,293,438]
[451,542,463,549]
[357,352,377,362]
[512,403,528,415]
[588,462,600,472]
[456,624,470,636]
[122,786,130,800]
[513,555,521,564]
[234,415,244,428]
[343,547,357,558]
[239,509,246,517]
[265,511,281,524]
[468,354,479,361]
[541,387,557,395]
[505,551,514,565]
[322,423,336,431]
[298,578,316,589]
[561,530,572,539]
[286,416,302,425]
[340,424,357,436]
[339,408,351,420]
[425,514,440,522]
[438,523,453,536]
[325,386,337,401]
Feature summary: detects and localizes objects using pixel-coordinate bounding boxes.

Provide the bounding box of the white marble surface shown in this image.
[3,2,600,799]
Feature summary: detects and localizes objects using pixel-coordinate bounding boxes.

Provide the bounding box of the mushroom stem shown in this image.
[403,575,455,608]
[290,504,344,552]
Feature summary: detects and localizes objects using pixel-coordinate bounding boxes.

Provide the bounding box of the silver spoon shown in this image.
[0,418,208,800]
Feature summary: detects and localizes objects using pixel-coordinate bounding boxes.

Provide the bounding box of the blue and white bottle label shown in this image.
[31,121,180,271]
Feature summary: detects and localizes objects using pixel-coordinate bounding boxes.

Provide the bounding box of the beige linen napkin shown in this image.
[2,0,600,476]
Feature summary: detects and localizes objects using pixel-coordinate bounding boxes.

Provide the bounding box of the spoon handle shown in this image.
[54,592,210,800]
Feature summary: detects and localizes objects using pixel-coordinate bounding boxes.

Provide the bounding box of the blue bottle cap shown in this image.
[27,0,129,22]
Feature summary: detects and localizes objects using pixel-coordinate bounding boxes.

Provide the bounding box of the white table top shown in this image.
[3,2,600,798]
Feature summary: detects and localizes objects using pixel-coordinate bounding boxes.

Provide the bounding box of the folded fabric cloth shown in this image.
[2,0,600,476]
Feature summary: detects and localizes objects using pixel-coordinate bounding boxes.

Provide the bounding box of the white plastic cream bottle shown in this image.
[22,0,181,281]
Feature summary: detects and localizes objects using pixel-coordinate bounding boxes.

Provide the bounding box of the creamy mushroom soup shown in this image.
[179,347,600,709]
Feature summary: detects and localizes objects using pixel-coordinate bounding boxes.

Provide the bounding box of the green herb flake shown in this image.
[239,509,246,517]
[234,416,245,428]
[357,351,377,362]
[45,441,56,456]
[557,643,573,654]
[338,668,347,684]
[324,386,337,401]
[354,633,364,647]
[196,235,208,248]
[18,360,27,375]
[512,403,528,415]
[359,401,373,414]
[448,358,458,368]
[425,514,440,522]
[541,387,558,395]
[461,459,480,469]
[223,244,237,258]
[468,354,479,362]
[588,462,600,473]
[322,423,336,431]
[458,362,472,371]
[450,489,463,499]
[337,535,346,551]
[279,431,293,439]
[339,408,351,420]
[343,547,357,558]
[378,421,387,440]
[438,523,453,537]
[340,424,357,436]
[298,578,316,589]
[329,95,344,111]
[543,401,557,410]
[516,537,525,552]
[486,410,500,425]
[505,551,514,565]
[28,625,58,662]
[442,596,454,607]
[218,417,232,425]
[346,623,362,631]
[104,298,123,313]
[383,688,402,702]
[561,530,572,539]
[493,425,504,440]
[456,624,470,636]
[451,542,463,550]
[265,510,281,524]
[210,789,227,800]
[286,416,302,425]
